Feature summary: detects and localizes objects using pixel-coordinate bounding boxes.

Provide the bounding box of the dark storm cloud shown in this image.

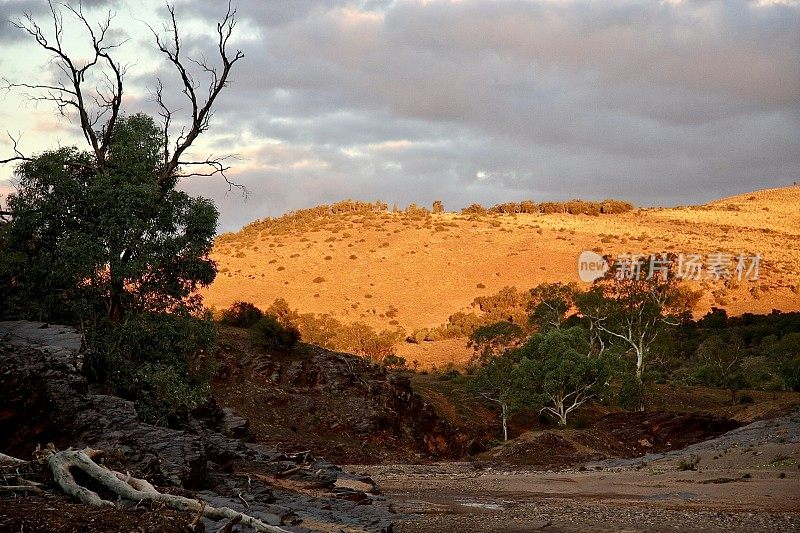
[1,0,123,40]
[168,0,799,231]
[6,0,799,231]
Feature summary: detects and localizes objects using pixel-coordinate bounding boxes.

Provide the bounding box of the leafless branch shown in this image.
[176,155,248,195]
[0,132,31,165]
[5,1,244,194]
[147,1,244,188]
[5,1,126,170]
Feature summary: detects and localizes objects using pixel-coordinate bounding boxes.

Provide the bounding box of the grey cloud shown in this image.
[0,1,46,42]
[6,0,800,231]
[1,0,123,41]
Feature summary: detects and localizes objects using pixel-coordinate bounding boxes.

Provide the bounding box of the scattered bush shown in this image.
[382,354,407,370]
[677,454,701,471]
[461,203,488,215]
[250,315,300,350]
[462,198,635,216]
[219,301,264,328]
[263,298,404,362]
[600,199,635,214]
[738,394,755,404]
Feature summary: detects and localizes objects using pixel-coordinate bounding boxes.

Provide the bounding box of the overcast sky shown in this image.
[1,0,798,232]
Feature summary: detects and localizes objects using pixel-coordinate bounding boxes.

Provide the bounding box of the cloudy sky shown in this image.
[1,0,798,231]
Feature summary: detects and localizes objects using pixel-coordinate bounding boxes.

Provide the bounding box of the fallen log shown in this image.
[46,448,291,532]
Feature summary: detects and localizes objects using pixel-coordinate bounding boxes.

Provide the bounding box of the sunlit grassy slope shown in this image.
[203,186,800,366]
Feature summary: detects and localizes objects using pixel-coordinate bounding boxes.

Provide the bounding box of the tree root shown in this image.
[48,448,290,532]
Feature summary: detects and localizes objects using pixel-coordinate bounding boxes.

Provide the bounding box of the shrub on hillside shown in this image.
[489,202,521,214]
[382,353,407,370]
[267,298,404,361]
[600,199,634,214]
[250,315,301,350]
[404,203,430,217]
[85,312,215,426]
[216,200,389,241]
[461,203,487,215]
[478,198,634,216]
[220,300,264,328]
[266,297,301,326]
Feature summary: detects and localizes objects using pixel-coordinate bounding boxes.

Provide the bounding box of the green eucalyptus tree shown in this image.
[1,115,218,323]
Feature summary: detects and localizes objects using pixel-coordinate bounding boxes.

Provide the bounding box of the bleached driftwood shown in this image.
[0,452,44,495]
[48,448,289,532]
[0,483,43,494]
[0,452,26,466]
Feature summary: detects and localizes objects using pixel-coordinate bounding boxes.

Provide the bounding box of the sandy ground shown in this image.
[350,410,800,532]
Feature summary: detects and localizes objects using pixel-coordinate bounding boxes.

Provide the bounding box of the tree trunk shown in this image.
[635,347,644,383]
[501,402,508,441]
[635,347,646,412]
[108,273,124,322]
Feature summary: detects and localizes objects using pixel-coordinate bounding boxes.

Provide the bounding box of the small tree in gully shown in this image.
[692,333,747,404]
[468,354,518,441]
[468,321,525,364]
[515,326,609,427]
[527,282,578,331]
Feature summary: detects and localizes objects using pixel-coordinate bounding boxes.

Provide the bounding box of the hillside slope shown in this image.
[203,186,800,365]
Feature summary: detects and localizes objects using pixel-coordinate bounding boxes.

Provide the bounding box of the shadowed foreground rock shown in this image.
[0,321,398,532]
[212,329,478,464]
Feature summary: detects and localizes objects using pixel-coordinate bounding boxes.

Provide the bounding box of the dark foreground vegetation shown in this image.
[0,113,220,425]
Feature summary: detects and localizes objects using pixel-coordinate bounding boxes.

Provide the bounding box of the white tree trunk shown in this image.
[555,398,568,427]
[501,402,508,441]
[0,452,26,466]
[635,346,644,383]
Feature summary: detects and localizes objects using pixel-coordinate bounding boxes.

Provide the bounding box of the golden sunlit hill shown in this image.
[203,186,800,368]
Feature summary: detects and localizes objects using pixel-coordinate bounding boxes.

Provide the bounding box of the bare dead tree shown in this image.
[1,0,245,192]
[2,1,125,171]
[147,2,244,191]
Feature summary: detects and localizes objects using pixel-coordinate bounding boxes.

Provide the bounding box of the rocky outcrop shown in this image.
[214,339,477,463]
[0,321,397,532]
